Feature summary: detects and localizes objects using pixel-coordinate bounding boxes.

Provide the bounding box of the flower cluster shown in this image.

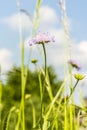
[28,32,55,46]
[68,59,81,70]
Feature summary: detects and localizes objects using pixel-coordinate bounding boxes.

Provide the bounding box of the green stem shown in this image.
[69,80,79,98]
[5,112,11,130]
[15,110,21,130]
[35,63,44,130]
[0,65,2,128]
[21,42,25,130]
[33,0,42,33]
[42,44,47,76]
[41,43,47,130]
[17,0,25,129]
[0,81,2,128]
[6,107,15,130]
[66,80,79,103]
[70,104,73,130]
[30,100,36,128]
[38,72,43,130]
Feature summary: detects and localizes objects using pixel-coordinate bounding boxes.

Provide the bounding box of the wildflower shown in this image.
[31,59,38,64]
[28,32,55,46]
[68,59,81,70]
[74,73,85,80]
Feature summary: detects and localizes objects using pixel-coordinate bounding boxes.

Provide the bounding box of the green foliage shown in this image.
[1,65,62,130]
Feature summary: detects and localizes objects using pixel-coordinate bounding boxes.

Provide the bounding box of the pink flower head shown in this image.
[28,32,55,46]
[68,59,81,70]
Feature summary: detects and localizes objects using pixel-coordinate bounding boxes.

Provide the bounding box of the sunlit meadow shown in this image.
[0,0,87,130]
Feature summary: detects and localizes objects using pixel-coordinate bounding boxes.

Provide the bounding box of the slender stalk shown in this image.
[69,80,79,99]
[0,65,2,128]
[46,81,65,118]
[5,112,11,130]
[30,100,36,128]
[41,43,47,130]
[6,107,16,130]
[66,80,79,104]
[64,94,68,130]
[77,111,80,130]
[15,110,21,130]
[21,41,25,130]
[17,0,25,129]
[34,63,43,129]
[42,44,47,76]
[73,105,75,130]
[70,104,73,130]
[64,105,67,130]
[33,0,42,33]
[38,72,43,103]
[38,72,43,130]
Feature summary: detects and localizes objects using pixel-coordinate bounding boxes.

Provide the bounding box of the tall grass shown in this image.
[0,65,2,128]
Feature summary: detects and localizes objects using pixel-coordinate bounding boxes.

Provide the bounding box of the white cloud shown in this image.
[0,49,13,73]
[1,6,59,31]
[72,40,87,68]
[78,41,87,54]
[39,6,59,28]
[49,28,67,44]
[1,13,32,30]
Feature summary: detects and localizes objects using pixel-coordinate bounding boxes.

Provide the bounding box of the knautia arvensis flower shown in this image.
[28,32,55,46]
[68,59,81,70]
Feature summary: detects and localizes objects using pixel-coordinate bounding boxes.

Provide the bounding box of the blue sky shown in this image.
[0,0,87,103]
